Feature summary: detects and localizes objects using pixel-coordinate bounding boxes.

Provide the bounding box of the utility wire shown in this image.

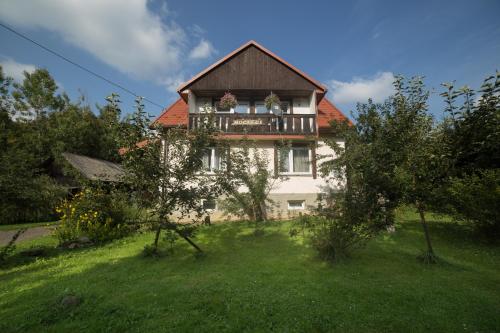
[0,22,166,110]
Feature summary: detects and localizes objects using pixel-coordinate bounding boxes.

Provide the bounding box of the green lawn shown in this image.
[1,210,499,332]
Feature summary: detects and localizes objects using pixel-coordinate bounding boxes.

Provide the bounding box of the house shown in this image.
[153,40,349,219]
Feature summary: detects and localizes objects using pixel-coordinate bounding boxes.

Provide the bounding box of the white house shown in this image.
[153,41,349,219]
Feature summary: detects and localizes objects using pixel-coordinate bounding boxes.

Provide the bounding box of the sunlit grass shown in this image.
[1,212,499,332]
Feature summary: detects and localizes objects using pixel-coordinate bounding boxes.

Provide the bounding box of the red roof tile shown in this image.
[153,99,188,127]
[153,97,350,131]
[317,98,351,128]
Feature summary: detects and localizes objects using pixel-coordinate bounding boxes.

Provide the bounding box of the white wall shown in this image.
[188,91,196,114]
[292,97,310,114]
[228,139,344,195]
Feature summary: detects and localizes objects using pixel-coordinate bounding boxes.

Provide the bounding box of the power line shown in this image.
[0,22,166,110]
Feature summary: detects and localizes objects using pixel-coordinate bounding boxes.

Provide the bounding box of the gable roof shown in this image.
[177,40,328,94]
[153,97,349,131]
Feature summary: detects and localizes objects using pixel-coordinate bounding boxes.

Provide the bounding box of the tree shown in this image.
[0,66,65,223]
[437,72,500,238]
[121,99,228,253]
[96,93,125,162]
[322,76,445,262]
[0,66,127,224]
[218,139,288,226]
[12,68,65,119]
[320,101,399,229]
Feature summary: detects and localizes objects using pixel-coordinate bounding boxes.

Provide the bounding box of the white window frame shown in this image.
[202,147,224,173]
[287,200,305,210]
[280,146,312,175]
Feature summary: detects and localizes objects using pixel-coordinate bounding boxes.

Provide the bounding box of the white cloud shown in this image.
[328,72,395,104]
[189,39,216,60]
[158,73,186,93]
[0,57,36,82]
[0,0,215,90]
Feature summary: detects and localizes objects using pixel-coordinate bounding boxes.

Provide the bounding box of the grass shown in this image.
[0,209,499,332]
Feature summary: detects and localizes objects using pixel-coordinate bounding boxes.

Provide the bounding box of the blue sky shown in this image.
[0,0,498,120]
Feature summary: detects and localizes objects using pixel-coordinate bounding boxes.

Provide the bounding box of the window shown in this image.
[234,101,250,114]
[279,146,311,174]
[288,200,305,210]
[202,199,217,211]
[255,101,268,114]
[216,102,231,113]
[202,148,224,172]
[197,97,212,113]
[280,101,290,114]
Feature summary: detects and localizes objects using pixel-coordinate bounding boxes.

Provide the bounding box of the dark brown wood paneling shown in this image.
[190,46,317,91]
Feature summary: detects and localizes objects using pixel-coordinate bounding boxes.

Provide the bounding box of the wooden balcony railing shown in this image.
[188,113,316,135]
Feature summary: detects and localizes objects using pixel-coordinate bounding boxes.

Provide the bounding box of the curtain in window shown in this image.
[293,148,309,172]
[202,149,212,170]
[213,149,221,170]
[234,102,249,114]
[255,103,267,114]
[279,149,290,172]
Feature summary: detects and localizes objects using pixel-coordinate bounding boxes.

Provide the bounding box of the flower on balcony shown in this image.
[264,92,281,110]
[218,92,238,110]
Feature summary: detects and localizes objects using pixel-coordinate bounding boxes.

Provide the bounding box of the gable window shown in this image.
[288,200,305,210]
[234,101,250,114]
[202,148,224,172]
[280,145,311,174]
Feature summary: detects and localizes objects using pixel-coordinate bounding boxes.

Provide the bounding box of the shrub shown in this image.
[54,187,135,244]
[291,194,373,262]
[444,169,500,239]
[309,215,372,261]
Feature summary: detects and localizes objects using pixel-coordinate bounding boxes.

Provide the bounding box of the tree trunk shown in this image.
[153,224,162,250]
[417,205,435,256]
[259,201,268,222]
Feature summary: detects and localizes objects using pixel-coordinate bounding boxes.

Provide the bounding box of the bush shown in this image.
[306,215,372,261]
[54,187,135,244]
[291,194,373,262]
[444,169,500,239]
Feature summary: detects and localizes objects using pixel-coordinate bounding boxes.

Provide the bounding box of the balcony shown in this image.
[188,113,316,135]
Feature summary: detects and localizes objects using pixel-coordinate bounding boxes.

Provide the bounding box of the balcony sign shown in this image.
[232,118,264,126]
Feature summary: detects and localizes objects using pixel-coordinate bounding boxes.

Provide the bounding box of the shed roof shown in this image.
[62,153,124,182]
